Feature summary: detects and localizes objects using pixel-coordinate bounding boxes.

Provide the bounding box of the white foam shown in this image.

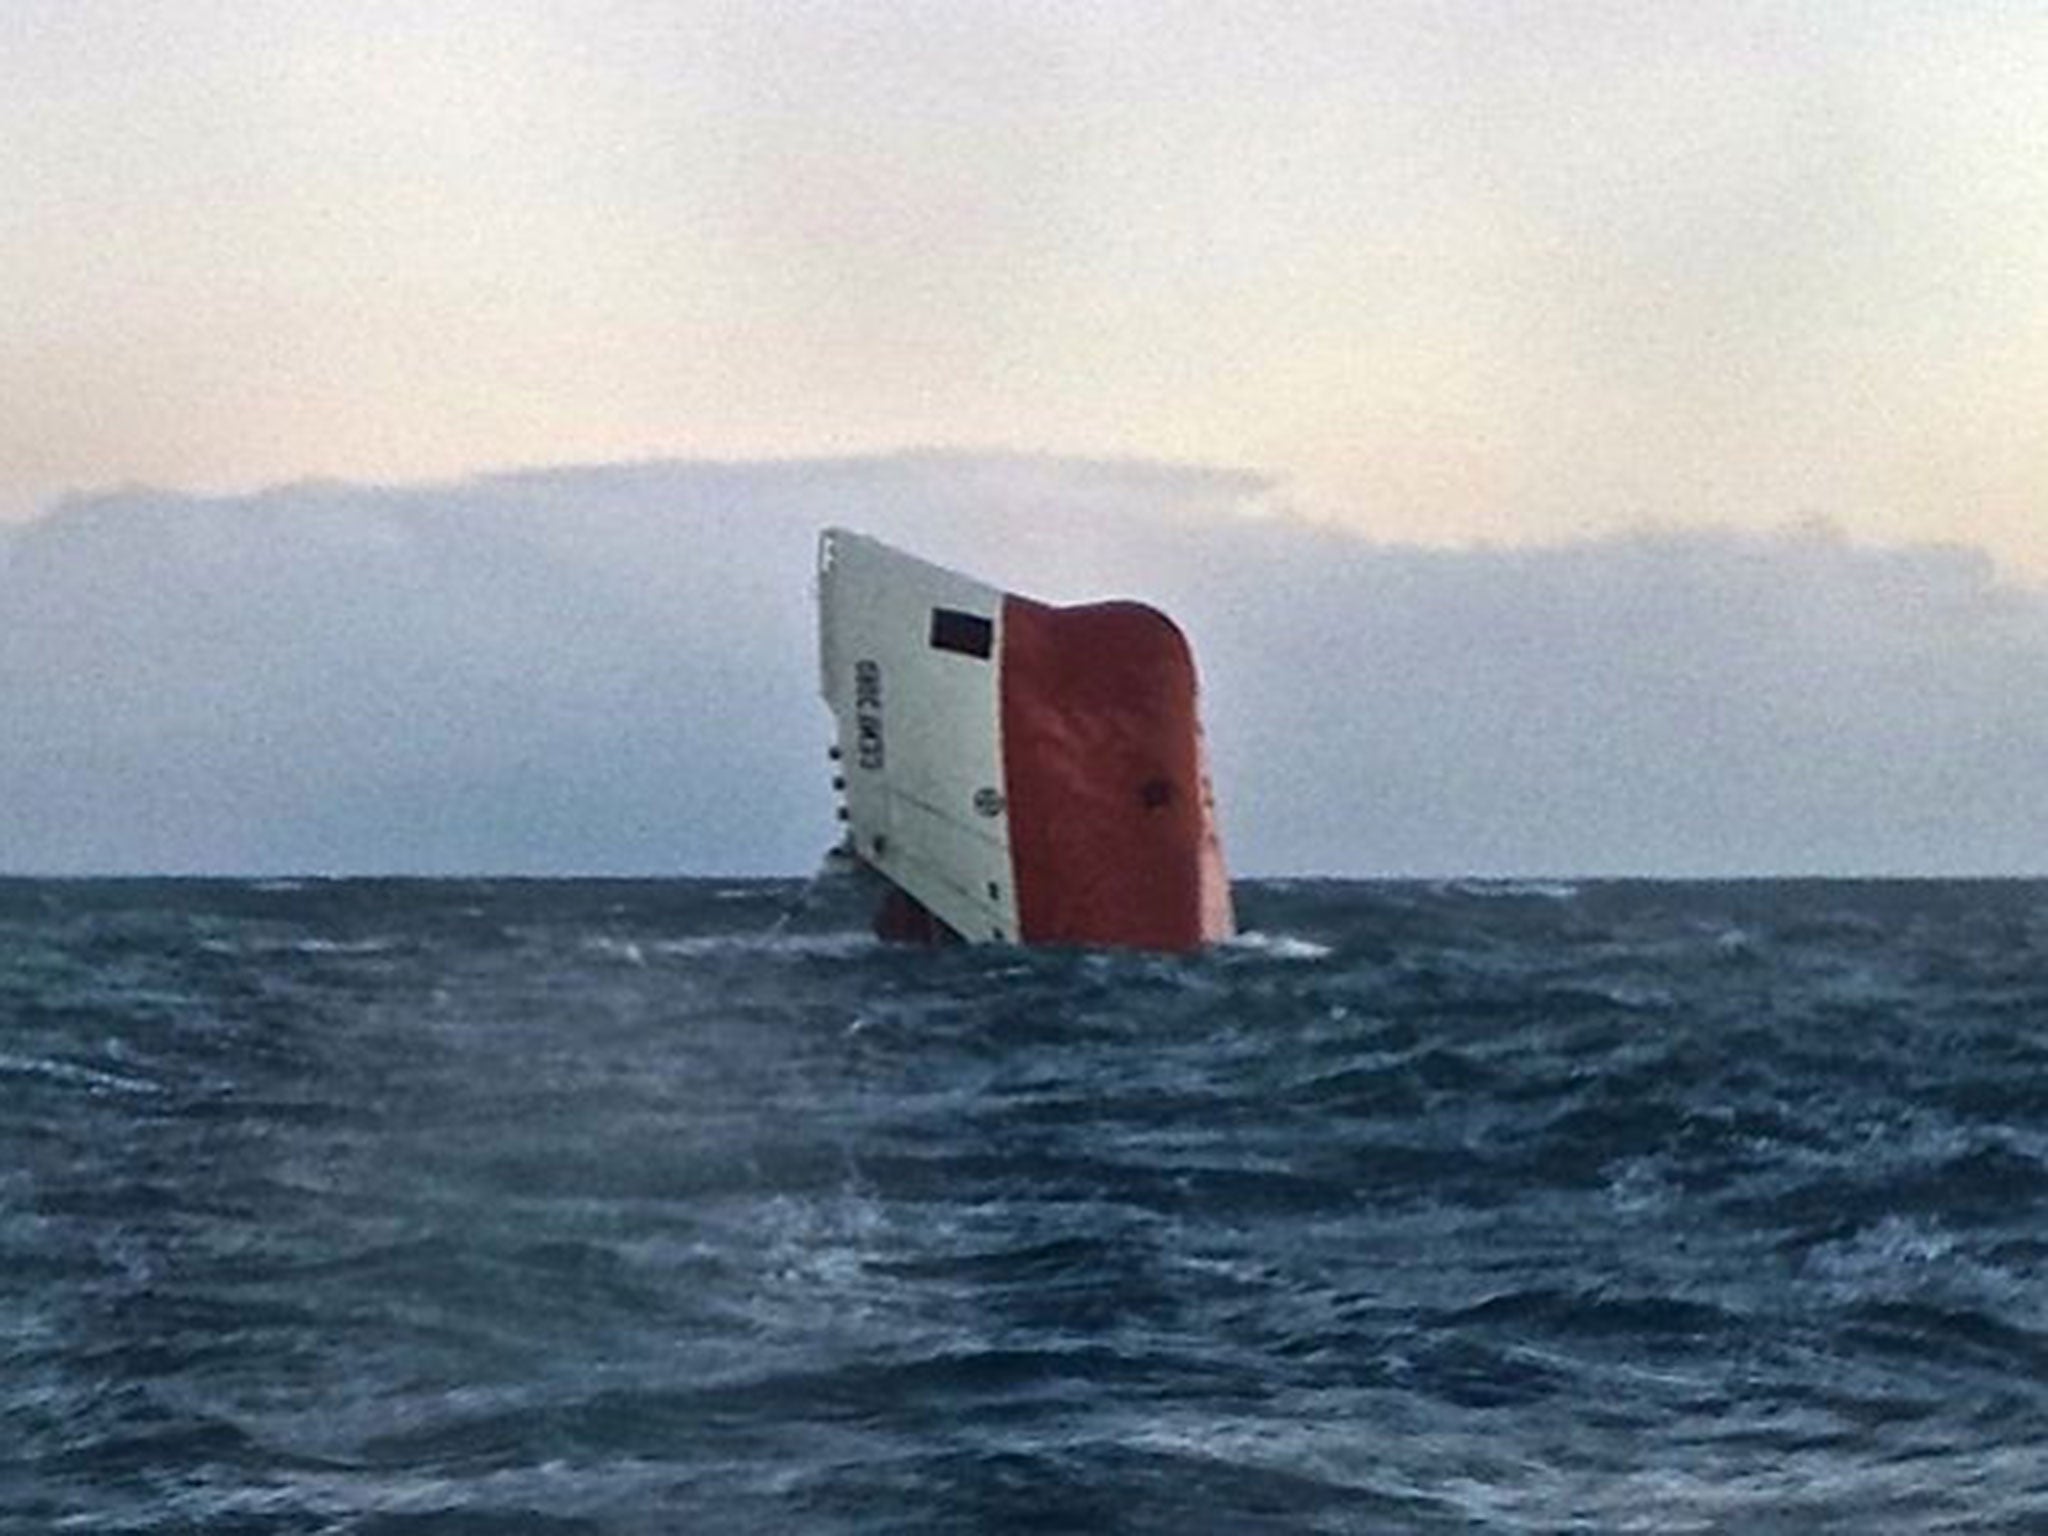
[1808,1213,1958,1290]
[648,931,877,960]
[201,935,400,956]
[582,928,879,963]
[0,1052,161,1095]
[1222,930,1333,961]
[582,936,647,966]
[1444,878,1581,901]
[288,937,400,956]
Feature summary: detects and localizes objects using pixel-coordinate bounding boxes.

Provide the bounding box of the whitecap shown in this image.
[288,937,399,956]
[582,936,647,966]
[0,1052,161,1095]
[206,934,402,956]
[647,930,878,960]
[1808,1213,1957,1287]
[1445,878,1581,901]
[1222,930,1333,961]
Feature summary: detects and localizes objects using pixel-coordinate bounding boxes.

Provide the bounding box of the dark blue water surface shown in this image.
[4,877,2045,1533]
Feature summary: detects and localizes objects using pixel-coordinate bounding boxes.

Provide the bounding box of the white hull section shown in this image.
[817,530,1020,943]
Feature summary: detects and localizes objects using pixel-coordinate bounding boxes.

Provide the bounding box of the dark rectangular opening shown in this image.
[929,607,993,659]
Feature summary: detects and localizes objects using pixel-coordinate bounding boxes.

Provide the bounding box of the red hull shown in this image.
[999,597,1231,951]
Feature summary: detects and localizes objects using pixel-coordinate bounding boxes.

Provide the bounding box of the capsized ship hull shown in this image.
[817,529,1233,951]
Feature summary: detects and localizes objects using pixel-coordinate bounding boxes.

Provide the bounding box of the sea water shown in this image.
[4,877,2044,1533]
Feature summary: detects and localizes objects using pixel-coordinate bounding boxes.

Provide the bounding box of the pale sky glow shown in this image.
[6,1,2047,576]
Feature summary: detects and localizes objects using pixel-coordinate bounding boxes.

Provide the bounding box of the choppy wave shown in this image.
[3,876,2044,1532]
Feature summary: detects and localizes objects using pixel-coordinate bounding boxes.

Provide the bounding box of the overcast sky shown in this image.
[7,2,2046,580]
[5,454,2046,877]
